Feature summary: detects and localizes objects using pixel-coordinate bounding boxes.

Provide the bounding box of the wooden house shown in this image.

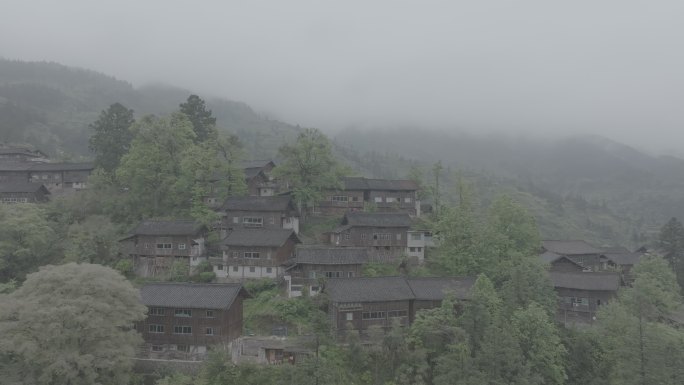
[541,240,606,271]
[120,220,208,278]
[0,182,50,203]
[329,212,412,260]
[284,246,369,297]
[316,177,421,216]
[326,276,474,338]
[212,228,300,280]
[137,283,249,360]
[550,271,621,326]
[0,146,48,163]
[219,195,300,235]
[243,160,278,196]
[27,162,94,192]
[540,251,588,272]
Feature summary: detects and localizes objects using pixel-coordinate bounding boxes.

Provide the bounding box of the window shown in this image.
[206,327,215,335]
[411,233,422,241]
[373,233,391,240]
[151,345,164,352]
[325,271,342,278]
[149,324,164,333]
[206,310,215,318]
[386,197,397,203]
[232,266,238,272]
[244,252,260,259]
[231,251,239,258]
[388,310,408,318]
[347,272,354,278]
[344,233,350,240]
[218,264,224,270]
[156,243,172,249]
[284,217,291,224]
[374,197,382,203]
[309,271,317,279]
[409,247,416,252]
[396,233,401,240]
[174,326,192,334]
[176,344,191,352]
[249,266,256,273]
[243,217,263,227]
[233,217,239,224]
[362,311,386,320]
[174,309,192,317]
[269,216,275,225]
[597,299,602,306]
[404,197,412,203]
[41,174,48,180]
[266,267,272,273]
[417,247,422,252]
[144,243,149,249]
[351,196,360,202]
[149,307,165,316]
[331,195,348,202]
[178,243,186,250]
[346,313,353,321]
[361,233,367,240]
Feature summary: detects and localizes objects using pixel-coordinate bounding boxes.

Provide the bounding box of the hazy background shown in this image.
[1,0,683,153]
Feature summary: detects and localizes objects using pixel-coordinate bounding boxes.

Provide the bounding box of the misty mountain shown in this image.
[0,59,301,158]
[0,59,680,247]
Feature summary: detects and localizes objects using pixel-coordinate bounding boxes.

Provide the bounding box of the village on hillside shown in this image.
[0,139,667,370]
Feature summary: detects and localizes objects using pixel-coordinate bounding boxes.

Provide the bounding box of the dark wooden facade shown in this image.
[316,177,420,216]
[213,229,300,280]
[326,276,475,339]
[220,196,300,235]
[137,283,248,360]
[120,220,207,278]
[0,183,50,203]
[329,212,412,260]
[549,271,620,326]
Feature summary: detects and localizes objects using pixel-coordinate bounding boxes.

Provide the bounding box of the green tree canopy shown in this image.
[273,128,348,216]
[658,217,684,291]
[0,263,146,385]
[179,94,217,142]
[88,102,135,173]
[0,204,60,282]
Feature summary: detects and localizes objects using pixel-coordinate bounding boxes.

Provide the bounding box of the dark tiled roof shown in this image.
[244,167,263,180]
[549,272,621,291]
[0,147,46,157]
[542,240,604,255]
[327,276,415,302]
[295,246,368,265]
[130,220,205,236]
[602,246,632,254]
[341,177,419,191]
[540,252,585,268]
[604,252,643,266]
[343,211,412,227]
[140,283,247,309]
[0,182,49,193]
[342,177,370,190]
[222,228,299,247]
[0,163,33,171]
[326,276,475,302]
[407,277,475,300]
[29,162,94,171]
[222,195,294,212]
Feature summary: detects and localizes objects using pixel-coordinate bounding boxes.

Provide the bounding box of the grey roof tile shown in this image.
[549,271,621,291]
[222,228,299,247]
[140,283,247,309]
[295,246,368,265]
[130,220,205,236]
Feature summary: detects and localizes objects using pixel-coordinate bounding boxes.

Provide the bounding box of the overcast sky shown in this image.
[1,1,683,153]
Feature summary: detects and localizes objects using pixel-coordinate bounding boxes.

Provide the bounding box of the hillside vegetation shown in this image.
[0,58,678,247]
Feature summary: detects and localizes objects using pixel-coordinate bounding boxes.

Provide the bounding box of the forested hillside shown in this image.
[0,59,679,247]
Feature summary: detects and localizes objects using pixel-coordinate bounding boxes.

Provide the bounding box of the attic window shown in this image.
[331,196,348,202]
[156,243,172,249]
